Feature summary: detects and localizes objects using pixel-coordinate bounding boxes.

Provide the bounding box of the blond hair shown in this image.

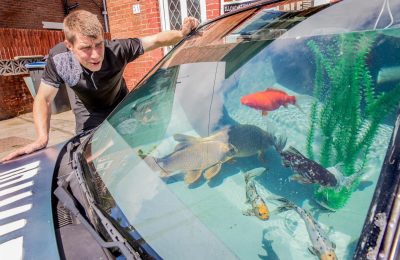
[63,10,103,44]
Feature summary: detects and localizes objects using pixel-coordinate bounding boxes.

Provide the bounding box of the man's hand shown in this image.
[142,17,200,52]
[181,17,200,37]
[0,82,56,163]
[0,138,48,163]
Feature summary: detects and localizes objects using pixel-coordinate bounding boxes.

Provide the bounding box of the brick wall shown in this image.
[0,0,105,29]
[0,0,104,29]
[0,1,63,29]
[0,74,33,120]
[207,0,222,19]
[107,0,164,90]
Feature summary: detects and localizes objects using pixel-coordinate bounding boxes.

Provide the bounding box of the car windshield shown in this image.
[82,0,400,258]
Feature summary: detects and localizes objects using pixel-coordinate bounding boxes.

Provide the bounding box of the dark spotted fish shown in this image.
[280,146,338,187]
[280,146,364,190]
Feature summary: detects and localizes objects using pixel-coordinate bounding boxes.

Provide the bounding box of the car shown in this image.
[1,0,400,259]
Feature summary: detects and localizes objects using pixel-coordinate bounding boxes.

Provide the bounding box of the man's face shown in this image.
[65,32,105,72]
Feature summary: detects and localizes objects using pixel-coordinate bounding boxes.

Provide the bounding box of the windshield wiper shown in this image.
[54,136,140,260]
[54,186,139,259]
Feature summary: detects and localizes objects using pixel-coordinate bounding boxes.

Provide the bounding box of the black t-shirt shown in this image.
[42,38,144,133]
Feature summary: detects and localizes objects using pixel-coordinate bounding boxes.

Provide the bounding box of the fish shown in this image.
[276,198,337,260]
[377,66,400,84]
[139,140,237,185]
[242,167,270,220]
[174,124,287,162]
[240,88,297,116]
[379,27,400,39]
[280,146,363,190]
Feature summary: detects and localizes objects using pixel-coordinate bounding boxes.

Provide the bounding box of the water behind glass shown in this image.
[87,1,400,259]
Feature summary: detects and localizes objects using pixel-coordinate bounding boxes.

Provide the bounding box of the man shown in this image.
[1,10,199,162]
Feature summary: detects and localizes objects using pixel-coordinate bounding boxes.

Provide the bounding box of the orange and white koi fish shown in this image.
[243,167,270,220]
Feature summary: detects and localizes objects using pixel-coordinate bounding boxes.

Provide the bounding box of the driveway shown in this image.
[0,110,75,160]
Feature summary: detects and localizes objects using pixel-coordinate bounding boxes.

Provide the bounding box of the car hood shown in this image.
[0,142,66,259]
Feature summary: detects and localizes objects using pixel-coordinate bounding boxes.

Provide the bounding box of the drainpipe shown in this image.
[102,0,110,33]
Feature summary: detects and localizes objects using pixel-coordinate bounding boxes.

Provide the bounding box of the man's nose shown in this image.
[90,48,101,59]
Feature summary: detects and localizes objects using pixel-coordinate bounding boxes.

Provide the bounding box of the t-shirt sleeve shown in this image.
[41,52,64,88]
[111,38,144,64]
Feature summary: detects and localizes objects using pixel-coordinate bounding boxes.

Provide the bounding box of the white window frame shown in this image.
[158,0,207,32]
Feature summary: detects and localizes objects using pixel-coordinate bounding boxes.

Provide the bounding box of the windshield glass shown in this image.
[83,0,400,258]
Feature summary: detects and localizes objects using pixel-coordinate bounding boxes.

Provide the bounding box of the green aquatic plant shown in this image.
[305,31,400,210]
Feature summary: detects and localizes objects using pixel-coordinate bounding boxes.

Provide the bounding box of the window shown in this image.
[159,0,207,31]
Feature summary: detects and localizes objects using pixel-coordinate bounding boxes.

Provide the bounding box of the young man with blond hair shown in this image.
[1,10,199,162]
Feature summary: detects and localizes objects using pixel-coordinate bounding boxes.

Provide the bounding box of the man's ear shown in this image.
[64,40,73,51]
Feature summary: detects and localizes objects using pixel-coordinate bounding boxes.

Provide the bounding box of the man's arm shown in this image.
[141,17,199,52]
[0,82,58,162]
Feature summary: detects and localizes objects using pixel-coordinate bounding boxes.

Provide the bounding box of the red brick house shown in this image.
[0,0,222,119]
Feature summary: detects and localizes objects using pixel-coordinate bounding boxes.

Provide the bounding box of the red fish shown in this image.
[240,88,296,116]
